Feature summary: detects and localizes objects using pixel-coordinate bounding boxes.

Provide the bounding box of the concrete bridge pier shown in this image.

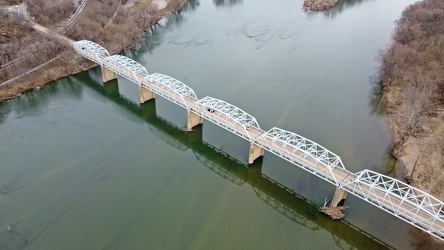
[248,143,265,164]
[139,86,155,104]
[101,67,117,82]
[186,111,203,131]
[331,186,347,207]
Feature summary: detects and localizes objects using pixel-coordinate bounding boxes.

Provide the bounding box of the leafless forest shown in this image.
[379,0,444,150]
[0,0,184,93]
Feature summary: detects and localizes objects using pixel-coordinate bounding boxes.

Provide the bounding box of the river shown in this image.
[0,0,439,249]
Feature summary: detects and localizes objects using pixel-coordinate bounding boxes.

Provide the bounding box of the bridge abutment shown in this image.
[101,67,117,82]
[331,186,347,207]
[139,86,155,104]
[187,111,203,130]
[248,143,265,164]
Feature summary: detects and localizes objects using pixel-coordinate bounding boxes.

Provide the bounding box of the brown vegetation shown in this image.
[66,0,184,54]
[0,0,22,5]
[25,0,75,27]
[0,0,187,101]
[0,9,68,85]
[379,0,444,199]
[320,198,347,220]
[303,0,339,12]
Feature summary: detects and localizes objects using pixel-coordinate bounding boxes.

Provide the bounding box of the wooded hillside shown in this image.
[379,0,444,198]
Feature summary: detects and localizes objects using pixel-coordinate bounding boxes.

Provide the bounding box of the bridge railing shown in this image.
[103,55,148,84]
[254,127,346,186]
[73,48,104,65]
[70,39,444,241]
[340,169,444,239]
[145,73,198,109]
[192,97,262,142]
[72,40,109,65]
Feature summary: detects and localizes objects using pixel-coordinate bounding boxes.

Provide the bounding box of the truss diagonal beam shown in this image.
[195,97,260,129]
[191,96,261,141]
[73,40,109,64]
[145,73,198,109]
[254,127,345,185]
[70,37,444,241]
[103,55,148,83]
[340,169,444,239]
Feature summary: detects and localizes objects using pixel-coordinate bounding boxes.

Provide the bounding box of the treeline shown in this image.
[379,0,444,149]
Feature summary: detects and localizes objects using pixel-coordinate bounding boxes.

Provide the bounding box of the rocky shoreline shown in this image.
[303,0,339,12]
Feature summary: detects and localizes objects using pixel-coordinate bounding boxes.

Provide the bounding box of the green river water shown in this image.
[1,0,441,249]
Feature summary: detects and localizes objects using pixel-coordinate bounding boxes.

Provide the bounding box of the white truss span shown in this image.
[145,73,198,109]
[72,40,109,64]
[254,127,346,186]
[103,55,148,83]
[71,39,444,241]
[192,97,261,141]
[341,169,444,238]
[195,97,260,129]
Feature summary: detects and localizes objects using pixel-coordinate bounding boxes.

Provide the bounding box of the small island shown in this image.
[303,0,339,12]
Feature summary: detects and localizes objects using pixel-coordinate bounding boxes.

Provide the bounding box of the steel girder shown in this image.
[254,127,345,185]
[342,169,444,239]
[145,73,198,109]
[195,96,260,129]
[103,55,148,83]
[73,40,109,64]
[71,38,444,240]
[193,96,261,141]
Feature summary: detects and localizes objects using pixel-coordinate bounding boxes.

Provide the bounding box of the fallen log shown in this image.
[320,197,348,220]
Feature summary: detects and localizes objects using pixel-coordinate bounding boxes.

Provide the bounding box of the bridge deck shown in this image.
[68,40,444,241]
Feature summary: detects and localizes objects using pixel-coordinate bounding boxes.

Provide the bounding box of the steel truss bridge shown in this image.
[71,39,444,240]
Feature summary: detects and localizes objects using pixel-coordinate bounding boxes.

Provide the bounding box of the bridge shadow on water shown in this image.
[75,70,395,249]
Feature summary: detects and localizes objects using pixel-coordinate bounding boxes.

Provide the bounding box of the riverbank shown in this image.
[386,91,444,201]
[381,0,444,202]
[0,0,186,102]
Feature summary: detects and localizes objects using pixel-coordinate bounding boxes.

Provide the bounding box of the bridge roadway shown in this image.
[20,12,444,239]
[73,42,444,241]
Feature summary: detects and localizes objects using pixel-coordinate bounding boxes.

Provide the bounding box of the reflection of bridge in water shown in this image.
[79,75,395,249]
[18,7,444,239]
[68,38,444,241]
